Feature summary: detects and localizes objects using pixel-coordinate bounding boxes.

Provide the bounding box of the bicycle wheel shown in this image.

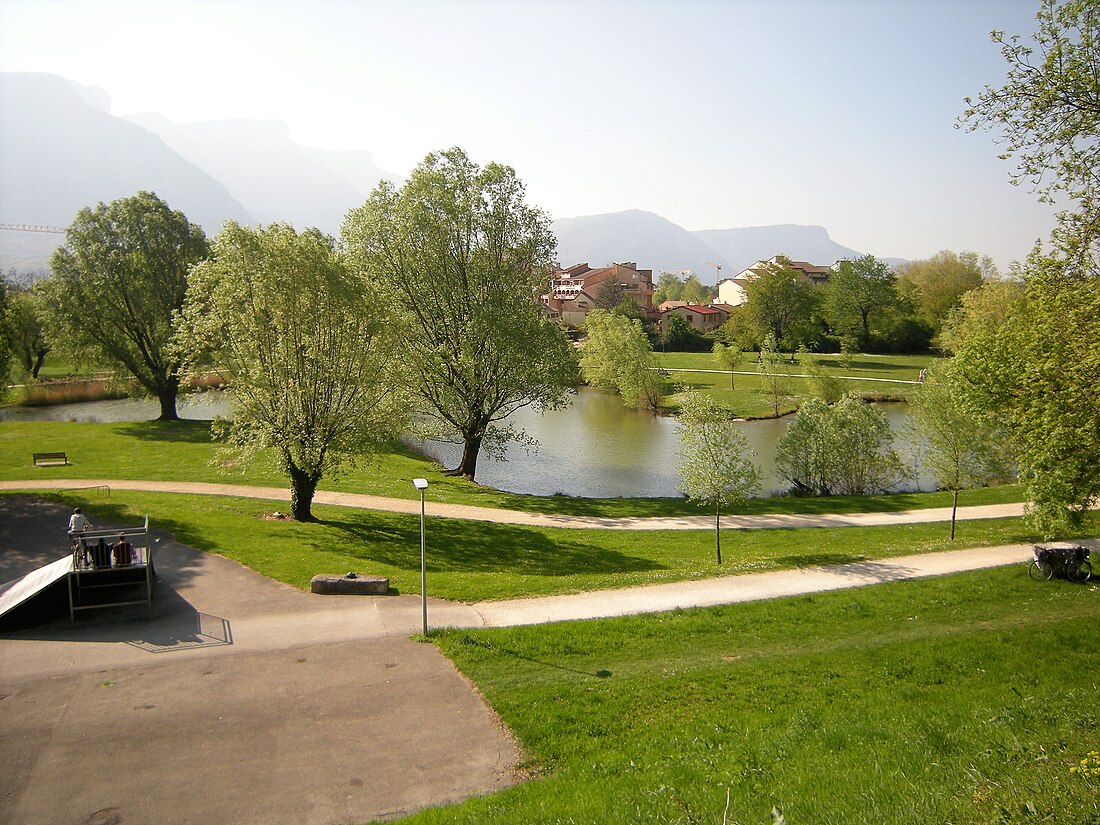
[1028,560,1054,581]
[1066,559,1092,583]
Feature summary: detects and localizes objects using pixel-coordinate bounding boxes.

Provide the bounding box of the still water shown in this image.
[2,388,927,498]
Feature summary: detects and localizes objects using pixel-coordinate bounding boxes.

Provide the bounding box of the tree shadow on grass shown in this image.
[315,514,667,577]
[118,419,218,445]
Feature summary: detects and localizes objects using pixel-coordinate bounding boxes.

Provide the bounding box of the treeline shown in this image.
[655,251,997,355]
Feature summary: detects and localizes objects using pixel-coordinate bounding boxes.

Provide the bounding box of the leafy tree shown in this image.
[756,333,793,417]
[951,250,1100,537]
[711,342,742,389]
[677,391,761,564]
[800,347,845,404]
[343,148,578,481]
[662,313,710,352]
[2,285,50,379]
[937,278,1026,354]
[823,255,897,348]
[744,259,819,348]
[776,393,903,495]
[178,223,404,522]
[961,0,1100,243]
[40,191,208,420]
[653,272,684,305]
[594,277,626,309]
[908,370,1013,539]
[895,251,985,332]
[580,308,665,411]
[0,281,10,399]
[680,273,710,305]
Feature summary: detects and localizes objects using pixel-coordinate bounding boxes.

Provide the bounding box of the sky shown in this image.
[0,0,1059,270]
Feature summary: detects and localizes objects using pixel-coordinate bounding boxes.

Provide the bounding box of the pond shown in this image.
[3,388,931,498]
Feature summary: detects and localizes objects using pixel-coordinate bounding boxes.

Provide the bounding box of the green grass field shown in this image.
[655,352,940,417]
[400,567,1100,824]
[4,488,1064,602]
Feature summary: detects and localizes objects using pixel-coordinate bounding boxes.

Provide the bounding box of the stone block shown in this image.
[310,573,390,595]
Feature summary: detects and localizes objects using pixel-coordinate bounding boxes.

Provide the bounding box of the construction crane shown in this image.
[0,223,66,234]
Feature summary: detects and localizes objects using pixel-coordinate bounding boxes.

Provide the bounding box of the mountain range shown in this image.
[0,72,898,276]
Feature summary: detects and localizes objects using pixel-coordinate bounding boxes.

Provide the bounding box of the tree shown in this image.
[950,250,1100,537]
[711,341,742,389]
[39,192,208,420]
[178,223,404,522]
[663,312,709,352]
[744,259,819,348]
[677,391,761,564]
[823,255,897,348]
[961,0,1100,244]
[580,309,665,411]
[0,281,11,401]
[653,272,684,305]
[680,273,710,305]
[342,148,578,481]
[908,370,1013,539]
[895,251,984,332]
[756,333,793,417]
[775,393,903,496]
[2,285,50,379]
[594,277,625,309]
[937,277,1026,354]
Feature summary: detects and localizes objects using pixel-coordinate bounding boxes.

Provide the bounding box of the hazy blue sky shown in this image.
[0,0,1058,269]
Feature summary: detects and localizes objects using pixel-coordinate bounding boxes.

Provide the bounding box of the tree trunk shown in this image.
[950,489,959,541]
[32,350,47,379]
[289,465,320,522]
[156,375,181,421]
[446,431,484,481]
[715,501,723,565]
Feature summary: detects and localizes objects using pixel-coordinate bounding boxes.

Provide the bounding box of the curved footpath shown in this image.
[0,477,1033,529]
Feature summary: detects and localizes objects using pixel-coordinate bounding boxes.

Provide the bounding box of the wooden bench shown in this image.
[33,451,69,466]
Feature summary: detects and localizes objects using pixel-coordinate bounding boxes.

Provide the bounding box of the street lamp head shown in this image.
[412,478,429,491]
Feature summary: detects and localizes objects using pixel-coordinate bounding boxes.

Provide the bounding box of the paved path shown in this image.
[0,478,1032,530]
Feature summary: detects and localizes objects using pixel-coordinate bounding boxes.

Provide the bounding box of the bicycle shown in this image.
[1028,543,1092,583]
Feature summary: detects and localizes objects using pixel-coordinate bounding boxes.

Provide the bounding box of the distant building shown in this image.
[543,261,655,327]
[659,304,729,334]
[717,255,835,307]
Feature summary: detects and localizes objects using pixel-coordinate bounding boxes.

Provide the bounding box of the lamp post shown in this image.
[412,478,428,635]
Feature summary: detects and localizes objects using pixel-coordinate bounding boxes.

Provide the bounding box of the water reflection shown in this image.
[2,388,928,498]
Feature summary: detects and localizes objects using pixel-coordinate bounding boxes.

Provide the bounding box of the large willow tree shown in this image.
[343,148,577,481]
[178,223,404,521]
[42,191,208,420]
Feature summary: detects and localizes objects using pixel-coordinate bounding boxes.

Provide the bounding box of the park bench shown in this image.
[32,451,68,466]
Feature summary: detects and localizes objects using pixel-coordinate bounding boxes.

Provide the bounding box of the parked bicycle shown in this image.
[1028,543,1092,583]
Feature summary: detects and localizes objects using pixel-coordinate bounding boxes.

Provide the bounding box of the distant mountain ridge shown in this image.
[551,210,897,279]
[1,73,903,275]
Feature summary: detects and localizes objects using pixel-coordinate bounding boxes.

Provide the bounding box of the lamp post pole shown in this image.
[413,478,428,635]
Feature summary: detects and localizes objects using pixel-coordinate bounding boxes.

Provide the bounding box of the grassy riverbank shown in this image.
[0,419,1025,518]
[404,567,1100,823]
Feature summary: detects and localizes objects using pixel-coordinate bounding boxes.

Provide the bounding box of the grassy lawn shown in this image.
[4,488,1063,603]
[401,567,1100,824]
[655,352,941,417]
[0,420,1026,519]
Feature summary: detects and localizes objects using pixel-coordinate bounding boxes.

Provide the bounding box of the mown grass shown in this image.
[402,567,1100,824]
[655,351,939,417]
[4,488,1065,603]
[0,419,1026,518]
